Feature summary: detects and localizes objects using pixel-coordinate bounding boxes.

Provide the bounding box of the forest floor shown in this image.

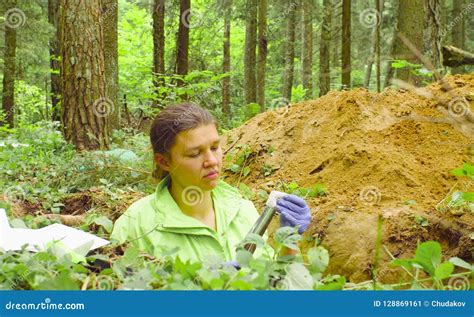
[222,74,473,283]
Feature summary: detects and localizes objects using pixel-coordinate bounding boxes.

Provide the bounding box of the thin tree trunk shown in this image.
[153,0,165,105]
[222,0,232,118]
[282,1,296,101]
[364,0,383,91]
[301,0,313,98]
[451,0,465,74]
[1,0,18,128]
[341,0,351,89]
[244,0,257,104]
[391,0,424,85]
[101,0,119,130]
[257,0,267,110]
[176,0,190,86]
[61,0,109,150]
[319,0,331,96]
[424,0,442,76]
[48,0,61,122]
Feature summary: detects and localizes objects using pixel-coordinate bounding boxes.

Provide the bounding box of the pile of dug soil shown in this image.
[223,74,474,284]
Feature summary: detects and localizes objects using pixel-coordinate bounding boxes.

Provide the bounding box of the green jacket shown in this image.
[111,176,273,262]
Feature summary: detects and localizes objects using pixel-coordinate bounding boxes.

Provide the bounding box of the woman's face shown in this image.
[158,123,223,191]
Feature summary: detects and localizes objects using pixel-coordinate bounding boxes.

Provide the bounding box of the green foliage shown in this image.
[451,162,474,180]
[278,181,327,198]
[391,241,472,290]
[436,163,474,214]
[391,60,434,81]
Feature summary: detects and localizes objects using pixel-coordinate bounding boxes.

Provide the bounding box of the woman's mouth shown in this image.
[204,171,218,179]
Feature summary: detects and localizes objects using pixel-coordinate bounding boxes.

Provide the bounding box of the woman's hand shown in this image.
[276,195,311,234]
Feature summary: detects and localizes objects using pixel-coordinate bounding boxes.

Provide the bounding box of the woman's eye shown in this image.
[189,152,200,158]
[211,146,219,151]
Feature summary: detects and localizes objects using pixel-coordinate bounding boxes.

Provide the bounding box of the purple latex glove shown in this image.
[223,260,241,270]
[276,194,311,234]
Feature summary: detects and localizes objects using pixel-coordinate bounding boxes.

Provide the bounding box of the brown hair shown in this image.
[150,103,217,180]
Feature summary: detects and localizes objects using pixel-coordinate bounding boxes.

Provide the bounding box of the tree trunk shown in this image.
[244,0,257,104]
[451,0,465,74]
[153,0,165,105]
[442,45,474,66]
[222,0,232,118]
[282,1,296,102]
[176,0,190,85]
[319,0,331,97]
[341,0,351,89]
[391,0,424,85]
[364,0,383,91]
[424,0,442,75]
[1,0,18,128]
[301,0,313,98]
[257,0,267,110]
[48,0,61,122]
[101,0,119,130]
[60,0,109,151]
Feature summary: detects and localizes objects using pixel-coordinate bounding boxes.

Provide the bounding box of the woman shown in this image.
[111,104,311,264]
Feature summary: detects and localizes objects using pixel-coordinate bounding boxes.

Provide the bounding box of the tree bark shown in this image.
[1,0,18,128]
[257,0,267,110]
[424,0,443,75]
[364,0,383,91]
[101,0,119,130]
[244,0,257,104]
[176,0,190,85]
[60,0,109,150]
[222,0,232,118]
[301,0,313,98]
[319,0,331,97]
[451,0,465,74]
[341,0,351,89]
[153,0,165,105]
[391,0,424,85]
[48,0,61,122]
[282,1,296,102]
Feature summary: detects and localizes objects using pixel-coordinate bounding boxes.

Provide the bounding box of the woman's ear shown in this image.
[154,153,171,172]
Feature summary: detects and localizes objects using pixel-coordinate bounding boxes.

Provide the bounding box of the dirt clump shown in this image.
[223,74,474,284]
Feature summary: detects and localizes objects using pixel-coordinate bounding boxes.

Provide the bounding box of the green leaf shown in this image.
[307,246,329,274]
[449,257,473,270]
[462,192,474,202]
[413,241,442,277]
[434,262,454,280]
[37,271,80,290]
[230,280,254,290]
[283,263,314,290]
[92,216,113,233]
[391,259,414,271]
[315,275,346,290]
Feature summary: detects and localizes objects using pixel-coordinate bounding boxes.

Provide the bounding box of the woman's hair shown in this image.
[150,103,217,180]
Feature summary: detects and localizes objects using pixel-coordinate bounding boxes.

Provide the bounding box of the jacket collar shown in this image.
[151,176,242,235]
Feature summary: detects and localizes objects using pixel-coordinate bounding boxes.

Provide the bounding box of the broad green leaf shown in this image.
[307,246,329,274]
[413,241,441,277]
[434,262,454,280]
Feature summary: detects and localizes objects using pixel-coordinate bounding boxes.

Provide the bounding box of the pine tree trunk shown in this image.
[319,0,331,97]
[1,0,17,128]
[301,0,313,98]
[341,0,351,89]
[48,0,61,122]
[364,0,383,90]
[257,0,267,110]
[101,0,119,130]
[451,0,465,74]
[153,0,165,105]
[424,0,442,76]
[222,0,232,118]
[282,1,296,102]
[391,0,424,85]
[176,0,190,85]
[244,0,257,104]
[60,0,109,151]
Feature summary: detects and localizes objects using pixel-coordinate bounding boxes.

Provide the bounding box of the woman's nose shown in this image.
[203,150,218,166]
